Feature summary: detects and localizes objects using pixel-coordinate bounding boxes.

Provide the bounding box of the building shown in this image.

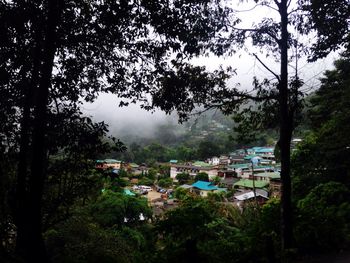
[269,178,282,197]
[96,159,122,170]
[234,190,269,206]
[207,156,220,165]
[250,172,280,182]
[234,179,269,190]
[191,181,226,197]
[170,162,219,180]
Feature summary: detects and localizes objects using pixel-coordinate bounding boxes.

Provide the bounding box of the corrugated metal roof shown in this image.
[192,181,218,191]
[234,179,269,189]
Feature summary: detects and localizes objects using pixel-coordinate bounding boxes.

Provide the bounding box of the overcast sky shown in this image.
[83,1,340,139]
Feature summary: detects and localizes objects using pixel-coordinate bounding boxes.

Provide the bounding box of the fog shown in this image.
[82,93,183,142]
[83,0,339,142]
[83,50,337,142]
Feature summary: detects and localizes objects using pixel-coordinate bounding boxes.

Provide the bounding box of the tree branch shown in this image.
[229,26,280,44]
[288,8,303,15]
[253,53,281,82]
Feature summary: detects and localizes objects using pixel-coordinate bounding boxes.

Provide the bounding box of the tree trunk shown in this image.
[278,0,295,251]
[15,22,42,259]
[15,1,61,262]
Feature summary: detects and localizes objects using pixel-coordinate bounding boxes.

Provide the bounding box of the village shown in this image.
[95,141,301,214]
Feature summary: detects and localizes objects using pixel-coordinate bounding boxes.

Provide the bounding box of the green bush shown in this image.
[138,177,154,186]
[295,182,350,252]
[158,178,173,188]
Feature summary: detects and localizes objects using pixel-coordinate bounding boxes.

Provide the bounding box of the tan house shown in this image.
[170,162,219,180]
[96,159,122,170]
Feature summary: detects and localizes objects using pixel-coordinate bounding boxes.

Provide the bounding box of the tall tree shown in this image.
[300,0,350,60]
[143,0,348,251]
[147,0,306,251]
[0,0,231,261]
[292,55,350,200]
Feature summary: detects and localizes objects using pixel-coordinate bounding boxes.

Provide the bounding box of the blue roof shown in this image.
[192,181,218,191]
[252,147,264,150]
[255,148,274,153]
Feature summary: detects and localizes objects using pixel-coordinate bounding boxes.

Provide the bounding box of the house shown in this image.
[244,154,261,161]
[207,156,220,166]
[170,162,219,180]
[217,169,237,178]
[246,148,255,155]
[96,159,122,170]
[234,179,269,190]
[269,178,282,197]
[219,155,231,165]
[250,172,280,182]
[234,190,269,206]
[220,177,240,189]
[227,163,250,175]
[191,181,226,197]
[229,154,246,164]
[230,149,246,156]
[255,147,274,156]
[246,147,274,156]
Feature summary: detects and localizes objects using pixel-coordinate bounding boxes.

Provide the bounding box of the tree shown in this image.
[156,196,224,262]
[91,190,151,228]
[158,178,173,188]
[197,140,222,160]
[300,0,350,61]
[195,172,209,182]
[138,178,154,186]
[45,191,155,263]
[292,55,350,200]
[145,0,321,250]
[211,176,222,185]
[1,1,231,260]
[295,182,350,252]
[175,172,190,185]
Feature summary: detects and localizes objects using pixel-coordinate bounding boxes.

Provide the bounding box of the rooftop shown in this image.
[235,191,269,201]
[228,163,249,169]
[192,181,218,191]
[234,179,269,189]
[96,159,121,164]
[192,161,212,167]
[254,172,280,179]
[255,148,274,153]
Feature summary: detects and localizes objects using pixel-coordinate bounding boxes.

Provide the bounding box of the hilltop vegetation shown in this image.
[106,110,278,164]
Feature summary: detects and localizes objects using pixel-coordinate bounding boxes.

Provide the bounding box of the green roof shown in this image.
[105,159,121,163]
[254,172,280,179]
[192,161,212,167]
[97,159,121,164]
[234,179,269,189]
[129,163,139,168]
